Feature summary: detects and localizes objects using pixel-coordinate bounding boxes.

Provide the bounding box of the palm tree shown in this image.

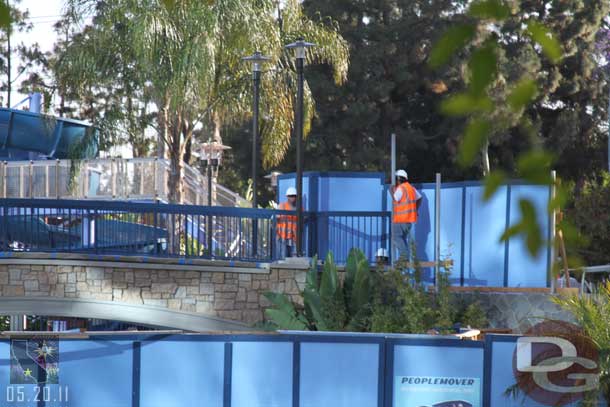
[56,0,349,202]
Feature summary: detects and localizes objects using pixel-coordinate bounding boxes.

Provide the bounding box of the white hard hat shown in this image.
[395,169,408,179]
[376,248,388,258]
[285,187,297,196]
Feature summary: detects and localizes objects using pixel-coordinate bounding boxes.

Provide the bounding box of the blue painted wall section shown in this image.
[279,173,551,288]
[2,332,598,407]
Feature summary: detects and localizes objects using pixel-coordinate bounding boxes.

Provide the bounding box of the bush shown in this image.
[263,249,488,333]
[370,267,488,334]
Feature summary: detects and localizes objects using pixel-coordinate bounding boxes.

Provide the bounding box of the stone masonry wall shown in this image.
[0,264,307,325]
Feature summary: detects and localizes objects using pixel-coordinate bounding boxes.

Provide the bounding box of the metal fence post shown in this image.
[549,170,557,294]
[434,173,441,292]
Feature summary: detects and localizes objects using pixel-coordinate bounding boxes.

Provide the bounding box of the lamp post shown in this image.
[242,51,270,258]
[242,51,270,209]
[200,139,230,257]
[286,38,315,257]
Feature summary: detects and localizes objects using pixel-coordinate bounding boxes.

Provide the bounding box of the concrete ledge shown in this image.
[0,296,250,332]
[0,252,270,274]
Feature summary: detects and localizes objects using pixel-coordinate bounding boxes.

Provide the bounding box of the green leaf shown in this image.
[263,292,308,330]
[429,24,476,68]
[303,289,328,330]
[507,78,538,111]
[468,44,497,96]
[348,259,371,318]
[483,170,506,201]
[344,248,359,297]
[500,223,523,242]
[319,251,338,299]
[458,119,491,167]
[548,184,568,213]
[440,93,493,116]
[526,22,562,64]
[264,308,308,330]
[468,0,510,20]
[305,255,319,291]
[519,199,543,256]
[0,2,10,31]
[516,150,555,184]
[264,292,294,311]
[500,200,544,257]
[161,0,175,10]
[0,3,9,31]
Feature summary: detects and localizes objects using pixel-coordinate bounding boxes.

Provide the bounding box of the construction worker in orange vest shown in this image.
[391,170,422,262]
[276,187,298,258]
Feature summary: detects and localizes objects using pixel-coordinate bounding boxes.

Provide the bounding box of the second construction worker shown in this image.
[276,187,298,258]
[391,170,422,262]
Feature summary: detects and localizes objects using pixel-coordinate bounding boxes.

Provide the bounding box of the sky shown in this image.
[11,0,63,106]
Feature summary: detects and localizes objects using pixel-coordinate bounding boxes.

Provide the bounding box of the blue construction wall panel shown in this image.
[392,341,485,406]
[506,185,550,287]
[0,333,601,407]
[279,172,550,287]
[462,185,508,287]
[440,186,465,285]
[140,339,224,407]
[300,342,379,407]
[487,337,584,407]
[49,340,133,407]
[231,341,293,407]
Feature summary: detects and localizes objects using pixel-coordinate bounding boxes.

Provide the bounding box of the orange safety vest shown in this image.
[393,182,418,223]
[277,201,297,240]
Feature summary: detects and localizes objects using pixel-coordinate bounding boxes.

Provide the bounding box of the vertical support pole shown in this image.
[19,165,23,198]
[83,160,89,199]
[45,164,49,198]
[55,159,60,199]
[390,133,396,264]
[295,57,304,257]
[124,159,130,199]
[252,68,261,256]
[434,172,441,291]
[28,160,33,198]
[139,160,145,197]
[207,147,213,257]
[391,133,396,184]
[549,170,557,293]
[111,158,116,199]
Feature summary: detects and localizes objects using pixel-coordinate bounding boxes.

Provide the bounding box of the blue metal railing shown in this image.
[0,199,391,263]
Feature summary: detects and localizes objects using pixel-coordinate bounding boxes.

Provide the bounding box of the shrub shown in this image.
[264,250,488,333]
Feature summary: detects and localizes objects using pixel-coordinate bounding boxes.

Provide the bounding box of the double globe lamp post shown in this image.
[243,38,314,257]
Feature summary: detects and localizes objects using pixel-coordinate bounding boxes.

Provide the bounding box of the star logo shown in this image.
[23,368,32,377]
